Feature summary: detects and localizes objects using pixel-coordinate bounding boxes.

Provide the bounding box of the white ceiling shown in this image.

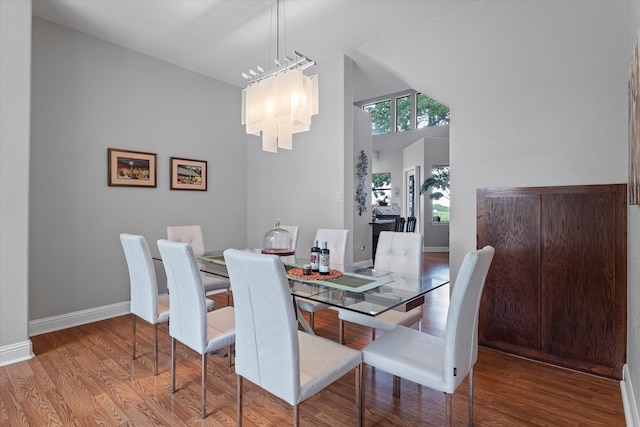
[32,0,478,98]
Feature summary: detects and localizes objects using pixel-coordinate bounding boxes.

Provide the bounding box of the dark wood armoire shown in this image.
[476,184,626,379]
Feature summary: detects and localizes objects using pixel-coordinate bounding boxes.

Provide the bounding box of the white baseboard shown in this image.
[29,301,131,337]
[622,364,639,427]
[0,340,34,367]
[423,246,449,252]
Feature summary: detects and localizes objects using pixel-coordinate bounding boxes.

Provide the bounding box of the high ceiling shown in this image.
[32,0,477,98]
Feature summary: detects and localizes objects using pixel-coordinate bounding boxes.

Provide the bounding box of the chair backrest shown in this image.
[314,229,349,267]
[374,231,423,276]
[167,225,206,254]
[223,248,300,405]
[157,239,208,354]
[443,245,495,393]
[394,217,406,232]
[279,225,299,252]
[120,233,160,324]
[406,217,417,232]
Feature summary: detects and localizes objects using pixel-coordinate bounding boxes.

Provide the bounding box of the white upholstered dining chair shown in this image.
[295,228,349,331]
[120,233,170,376]
[157,239,235,419]
[361,246,495,426]
[167,225,231,305]
[336,231,424,344]
[279,225,299,253]
[223,248,363,427]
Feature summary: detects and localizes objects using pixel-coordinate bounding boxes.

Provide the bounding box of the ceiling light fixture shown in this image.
[241,0,318,153]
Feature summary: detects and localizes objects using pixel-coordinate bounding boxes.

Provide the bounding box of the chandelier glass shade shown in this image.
[242,68,318,153]
[241,0,318,153]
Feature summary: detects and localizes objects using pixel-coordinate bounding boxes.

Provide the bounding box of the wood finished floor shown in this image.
[0,253,625,426]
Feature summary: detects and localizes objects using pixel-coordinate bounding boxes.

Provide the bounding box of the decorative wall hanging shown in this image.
[630,32,640,205]
[107,148,157,187]
[170,157,207,191]
[355,150,368,216]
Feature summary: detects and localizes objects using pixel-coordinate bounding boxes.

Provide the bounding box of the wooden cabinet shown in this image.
[477,184,626,379]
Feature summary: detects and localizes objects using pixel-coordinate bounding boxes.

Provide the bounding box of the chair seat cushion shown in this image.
[201,273,230,293]
[295,295,329,313]
[362,325,449,392]
[156,294,170,324]
[297,331,362,403]
[204,306,236,354]
[337,305,422,331]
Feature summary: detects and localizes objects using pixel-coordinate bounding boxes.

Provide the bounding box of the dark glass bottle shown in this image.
[319,241,330,275]
[310,240,320,272]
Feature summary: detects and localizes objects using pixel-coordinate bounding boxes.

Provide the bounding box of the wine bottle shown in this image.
[319,241,330,275]
[310,240,320,272]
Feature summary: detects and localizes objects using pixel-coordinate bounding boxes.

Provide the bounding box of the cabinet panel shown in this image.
[541,193,617,367]
[477,193,541,349]
[477,184,626,379]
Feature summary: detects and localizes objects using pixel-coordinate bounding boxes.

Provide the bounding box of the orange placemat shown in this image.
[288,268,343,280]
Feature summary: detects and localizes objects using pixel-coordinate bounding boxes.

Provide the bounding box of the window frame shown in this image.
[356,91,449,136]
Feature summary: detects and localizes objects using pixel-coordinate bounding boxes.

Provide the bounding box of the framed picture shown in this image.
[170,157,207,191]
[108,148,157,187]
[630,34,640,205]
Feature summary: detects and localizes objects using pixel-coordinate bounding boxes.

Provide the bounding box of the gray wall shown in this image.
[30,18,247,320]
[246,56,356,264]
[0,0,32,365]
[352,107,374,264]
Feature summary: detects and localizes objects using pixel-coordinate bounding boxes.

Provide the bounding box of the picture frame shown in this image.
[170,157,207,191]
[108,148,157,187]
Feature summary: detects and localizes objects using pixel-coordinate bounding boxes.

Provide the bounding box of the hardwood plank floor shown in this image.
[0,253,625,426]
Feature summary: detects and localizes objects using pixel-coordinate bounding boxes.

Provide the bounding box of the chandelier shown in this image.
[241,0,319,153]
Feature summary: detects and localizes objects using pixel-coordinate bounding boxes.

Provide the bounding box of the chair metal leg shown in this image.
[153,324,158,376]
[131,315,136,360]
[371,328,376,341]
[227,344,233,367]
[393,375,401,398]
[201,352,207,419]
[226,288,231,306]
[237,375,243,427]
[356,364,363,427]
[445,392,453,427]
[170,337,176,394]
[293,404,300,427]
[339,319,345,344]
[468,368,474,426]
[309,312,315,331]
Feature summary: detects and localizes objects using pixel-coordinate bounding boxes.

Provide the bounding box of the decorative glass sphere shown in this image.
[262,219,294,255]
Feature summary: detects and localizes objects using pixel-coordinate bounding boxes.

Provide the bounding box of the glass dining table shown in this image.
[196,249,449,334]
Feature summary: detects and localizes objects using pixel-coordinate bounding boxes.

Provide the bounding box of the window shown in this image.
[372,172,391,206]
[359,92,449,136]
[428,165,450,223]
[396,94,411,132]
[417,93,450,128]
[363,100,391,135]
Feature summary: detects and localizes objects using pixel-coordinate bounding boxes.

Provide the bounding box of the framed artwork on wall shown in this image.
[629,33,640,205]
[107,148,157,187]
[170,157,207,191]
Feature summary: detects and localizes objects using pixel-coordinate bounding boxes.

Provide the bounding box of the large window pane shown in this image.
[364,100,391,135]
[429,165,450,223]
[417,93,450,128]
[372,172,391,205]
[396,95,411,132]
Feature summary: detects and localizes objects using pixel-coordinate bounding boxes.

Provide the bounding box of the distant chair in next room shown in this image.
[167,225,231,306]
